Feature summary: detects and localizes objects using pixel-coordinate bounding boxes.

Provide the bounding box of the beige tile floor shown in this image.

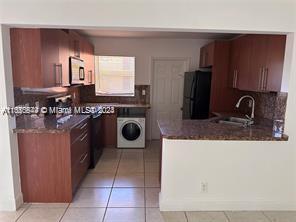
[1,140,296,221]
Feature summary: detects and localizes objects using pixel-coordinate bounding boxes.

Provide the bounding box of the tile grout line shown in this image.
[262,211,273,222]
[15,203,31,222]
[58,203,70,222]
[102,148,122,222]
[223,211,231,222]
[184,211,189,222]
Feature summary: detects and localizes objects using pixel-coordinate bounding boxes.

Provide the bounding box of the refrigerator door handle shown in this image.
[189,74,196,99]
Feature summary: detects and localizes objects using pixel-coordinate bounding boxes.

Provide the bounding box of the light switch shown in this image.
[142,89,146,96]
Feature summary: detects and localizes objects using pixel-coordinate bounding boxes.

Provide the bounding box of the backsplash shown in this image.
[14,86,81,107]
[79,85,150,104]
[237,91,288,121]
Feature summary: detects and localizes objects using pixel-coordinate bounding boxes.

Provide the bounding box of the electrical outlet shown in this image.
[142,89,146,96]
[35,101,40,108]
[73,92,76,99]
[201,182,208,193]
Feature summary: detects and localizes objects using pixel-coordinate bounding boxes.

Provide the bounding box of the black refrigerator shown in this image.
[182,71,212,119]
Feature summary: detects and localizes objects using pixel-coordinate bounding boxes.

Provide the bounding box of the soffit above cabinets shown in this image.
[76,29,238,40]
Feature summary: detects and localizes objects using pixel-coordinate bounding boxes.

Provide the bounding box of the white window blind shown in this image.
[95,56,135,96]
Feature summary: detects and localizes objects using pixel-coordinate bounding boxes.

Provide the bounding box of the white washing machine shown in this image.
[117,117,145,148]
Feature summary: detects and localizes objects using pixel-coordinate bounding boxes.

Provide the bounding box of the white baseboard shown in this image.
[0,192,23,211]
[159,193,296,211]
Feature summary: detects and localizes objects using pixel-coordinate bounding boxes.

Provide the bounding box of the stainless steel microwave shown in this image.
[69,57,85,85]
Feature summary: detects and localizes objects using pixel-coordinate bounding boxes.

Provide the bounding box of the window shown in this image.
[95,56,135,96]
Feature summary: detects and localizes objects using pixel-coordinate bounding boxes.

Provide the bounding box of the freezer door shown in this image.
[191,71,212,119]
[182,72,196,119]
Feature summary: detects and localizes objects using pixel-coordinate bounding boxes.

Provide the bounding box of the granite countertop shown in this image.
[14,115,90,133]
[81,103,151,108]
[158,113,288,141]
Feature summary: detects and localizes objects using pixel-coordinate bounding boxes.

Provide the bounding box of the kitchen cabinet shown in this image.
[69,30,81,58]
[263,35,286,92]
[58,30,71,86]
[18,118,90,202]
[229,35,252,90]
[199,42,214,68]
[209,41,239,113]
[81,38,95,85]
[229,34,286,92]
[101,112,117,147]
[10,28,69,88]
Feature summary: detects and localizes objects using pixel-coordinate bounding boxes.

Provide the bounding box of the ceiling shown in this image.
[77,29,237,40]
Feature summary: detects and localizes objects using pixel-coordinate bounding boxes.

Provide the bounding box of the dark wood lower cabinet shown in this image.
[18,119,90,203]
[101,112,117,148]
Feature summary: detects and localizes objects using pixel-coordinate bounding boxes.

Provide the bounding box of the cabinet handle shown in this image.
[79,122,88,130]
[232,70,236,88]
[263,68,268,90]
[261,68,266,91]
[88,71,92,84]
[259,67,264,90]
[234,70,238,88]
[80,133,88,142]
[80,152,88,164]
[54,64,63,86]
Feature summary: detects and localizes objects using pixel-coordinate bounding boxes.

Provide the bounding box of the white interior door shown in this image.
[151,58,189,139]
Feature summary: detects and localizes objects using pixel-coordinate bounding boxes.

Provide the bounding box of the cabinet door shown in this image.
[249,35,268,91]
[229,38,240,88]
[58,30,70,87]
[69,31,81,58]
[101,113,117,147]
[264,35,286,92]
[40,29,60,87]
[205,42,215,67]
[86,41,95,84]
[10,29,43,87]
[236,35,252,91]
[199,43,214,68]
[81,39,95,85]
[199,46,206,67]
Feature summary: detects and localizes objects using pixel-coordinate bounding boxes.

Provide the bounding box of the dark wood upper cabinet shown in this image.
[69,30,81,58]
[236,35,252,91]
[249,35,268,91]
[200,41,239,113]
[199,42,215,68]
[229,34,286,92]
[58,30,71,87]
[228,37,240,88]
[11,28,68,88]
[11,29,95,88]
[265,35,286,92]
[80,38,95,85]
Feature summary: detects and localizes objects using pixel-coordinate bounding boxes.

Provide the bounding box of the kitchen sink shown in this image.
[215,116,254,127]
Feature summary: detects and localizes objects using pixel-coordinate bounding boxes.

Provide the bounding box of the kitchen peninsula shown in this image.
[158,114,292,211]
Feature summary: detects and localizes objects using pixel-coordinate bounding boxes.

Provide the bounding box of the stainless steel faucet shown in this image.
[235,95,255,120]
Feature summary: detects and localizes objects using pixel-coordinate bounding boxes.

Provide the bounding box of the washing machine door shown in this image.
[121,121,141,141]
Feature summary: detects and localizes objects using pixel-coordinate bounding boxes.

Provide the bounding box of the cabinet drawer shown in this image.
[70,119,89,144]
[71,150,90,192]
[71,131,90,191]
[71,132,89,166]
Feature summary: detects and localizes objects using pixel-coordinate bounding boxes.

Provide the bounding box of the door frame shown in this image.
[149,57,190,140]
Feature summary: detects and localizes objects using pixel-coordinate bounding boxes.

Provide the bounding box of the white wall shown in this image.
[0,0,295,211]
[0,25,22,211]
[91,38,210,85]
[0,0,295,33]
[160,139,296,211]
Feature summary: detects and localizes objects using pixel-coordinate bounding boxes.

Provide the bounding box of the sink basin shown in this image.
[215,116,254,127]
